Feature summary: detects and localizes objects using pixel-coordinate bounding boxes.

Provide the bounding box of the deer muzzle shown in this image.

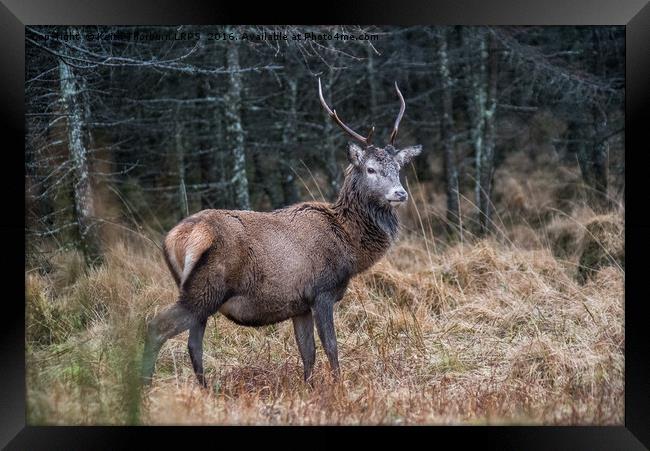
[386,187,408,204]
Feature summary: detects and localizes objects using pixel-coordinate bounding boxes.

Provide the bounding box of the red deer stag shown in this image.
[142,78,422,387]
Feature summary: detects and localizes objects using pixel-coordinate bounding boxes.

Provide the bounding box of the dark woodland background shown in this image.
[25,25,624,266]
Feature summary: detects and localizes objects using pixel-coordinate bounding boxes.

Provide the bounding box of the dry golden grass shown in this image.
[25,200,624,425]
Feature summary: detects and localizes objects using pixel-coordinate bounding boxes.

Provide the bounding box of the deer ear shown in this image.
[395,145,422,167]
[348,143,364,166]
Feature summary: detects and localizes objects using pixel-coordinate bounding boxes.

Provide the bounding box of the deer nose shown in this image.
[395,190,408,201]
[388,189,408,203]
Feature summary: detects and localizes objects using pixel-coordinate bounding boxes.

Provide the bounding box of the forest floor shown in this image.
[25,157,624,425]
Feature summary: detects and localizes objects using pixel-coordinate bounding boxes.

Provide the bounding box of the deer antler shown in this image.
[388,82,406,146]
[318,78,374,146]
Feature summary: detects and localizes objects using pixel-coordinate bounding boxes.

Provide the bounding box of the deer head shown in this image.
[318,78,422,206]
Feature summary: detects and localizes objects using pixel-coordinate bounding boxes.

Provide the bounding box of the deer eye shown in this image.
[367,167,376,174]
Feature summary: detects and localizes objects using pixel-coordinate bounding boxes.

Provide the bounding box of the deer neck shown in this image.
[333,169,399,273]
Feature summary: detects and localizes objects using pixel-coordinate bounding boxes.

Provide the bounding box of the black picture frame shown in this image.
[3,0,648,448]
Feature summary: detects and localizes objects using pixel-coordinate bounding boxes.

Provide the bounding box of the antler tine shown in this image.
[318,77,371,146]
[389,81,406,145]
[366,125,375,144]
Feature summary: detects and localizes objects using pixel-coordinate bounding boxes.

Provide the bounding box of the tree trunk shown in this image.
[467,30,486,233]
[323,45,342,200]
[224,28,251,210]
[58,55,102,265]
[438,28,461,235]
[588,29,610,211]
[570,116,607,209]
[478,32,498,234]
[584,106,610,212]
[568,118,590,187]
[175,110,189,218]
[252,150,284,209]
[572,30,611,212]
[468,29,498,235]
[281,77,300,206]
[411,33,431,182]
[366,44,379,118]
[210,86,230,209]
[198,79,215,210]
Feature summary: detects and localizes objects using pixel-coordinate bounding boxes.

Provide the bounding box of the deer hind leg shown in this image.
[188,317,208,388]
[142,302,198,385]
[292,311,315,384]
[180,259,228,387]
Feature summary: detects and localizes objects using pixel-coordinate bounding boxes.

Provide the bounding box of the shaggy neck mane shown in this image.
[332,166,399,272]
